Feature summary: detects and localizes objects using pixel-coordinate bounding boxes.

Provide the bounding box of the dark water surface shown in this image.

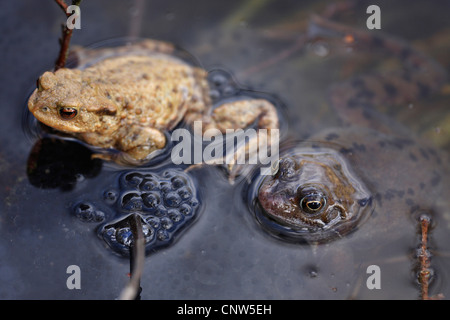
[1,0,450,299]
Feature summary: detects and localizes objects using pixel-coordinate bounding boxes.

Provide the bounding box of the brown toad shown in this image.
[27,40,279,164]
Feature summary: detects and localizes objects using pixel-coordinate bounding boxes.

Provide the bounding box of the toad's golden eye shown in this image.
[59,107,78,120]
[300,193,326,214]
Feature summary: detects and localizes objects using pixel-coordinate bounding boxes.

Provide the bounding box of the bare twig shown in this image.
[417,214,444,300]
[54,0,82,71]
[54,0,69,12]
[119,214,145,300]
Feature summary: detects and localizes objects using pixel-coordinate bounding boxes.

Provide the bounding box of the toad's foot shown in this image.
[116,125,167,161]
[197,99,279,181]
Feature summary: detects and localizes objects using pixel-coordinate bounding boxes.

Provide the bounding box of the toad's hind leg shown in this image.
[196,99,280,181]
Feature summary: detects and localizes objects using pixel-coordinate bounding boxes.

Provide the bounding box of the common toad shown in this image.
[27,40,279,163]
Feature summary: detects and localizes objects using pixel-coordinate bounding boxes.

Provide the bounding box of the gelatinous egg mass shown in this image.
[73,169,200,256]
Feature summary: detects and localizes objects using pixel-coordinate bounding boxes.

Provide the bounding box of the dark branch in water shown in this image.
[54,0,69,12]
[119,214,145,300]
[54,0,82,71]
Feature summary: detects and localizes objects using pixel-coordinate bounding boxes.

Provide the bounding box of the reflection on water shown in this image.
[1,0,450,299]
[27,138,102,191]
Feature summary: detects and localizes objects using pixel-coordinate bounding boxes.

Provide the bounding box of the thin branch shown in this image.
[54,0,69,13]
[55,26,73,71]
[54,0,82,71]
[119,214,145,300]
[417,214,444,300]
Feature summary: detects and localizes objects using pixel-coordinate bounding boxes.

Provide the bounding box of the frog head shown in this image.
[257,148,373,243]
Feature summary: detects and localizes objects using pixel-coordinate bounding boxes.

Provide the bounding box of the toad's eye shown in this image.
[59,107,78,120]
[300,192,326,214]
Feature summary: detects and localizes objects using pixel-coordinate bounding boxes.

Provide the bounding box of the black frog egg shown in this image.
[190,199,199,208]
[104,227,116,240]
[93,210,105,222]
[222,85,236,96]
[121,192,143,211]
[168,209,183,223]
[157,229,169,241]
[141,192,161,210]
[164,191,182,207]
[116,227,133,246]
[73,202,95,221]
[211,72,228,87]
[171,175,187,189]
[160,217,174,230]
[177,186,192,201]
[73,202,105,222]
[160,181,172,194]
[146,216,160,229]
[155,204,168,216]
[97,169,201,256]
[142,224,155,243]
[140,177,159,191]
[123,172,144,188]
[179,203,192,216]
[209,89,221,100]
[103,189,118,205]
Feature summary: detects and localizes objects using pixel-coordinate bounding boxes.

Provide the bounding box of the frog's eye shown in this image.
[300,191,326,214]
[59,107,78,120]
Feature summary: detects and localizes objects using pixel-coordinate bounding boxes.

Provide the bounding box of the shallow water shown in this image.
[1,0,450,299]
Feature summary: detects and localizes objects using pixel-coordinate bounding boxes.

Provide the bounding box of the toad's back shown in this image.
[80,55,209,129]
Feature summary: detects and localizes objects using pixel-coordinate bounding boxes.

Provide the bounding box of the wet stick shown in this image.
[54,0,82,71]
[119,214,145,300]
[417,214,444,300]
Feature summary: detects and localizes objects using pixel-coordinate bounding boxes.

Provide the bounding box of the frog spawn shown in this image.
[72,169,200,256]
[207,69,239,103]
